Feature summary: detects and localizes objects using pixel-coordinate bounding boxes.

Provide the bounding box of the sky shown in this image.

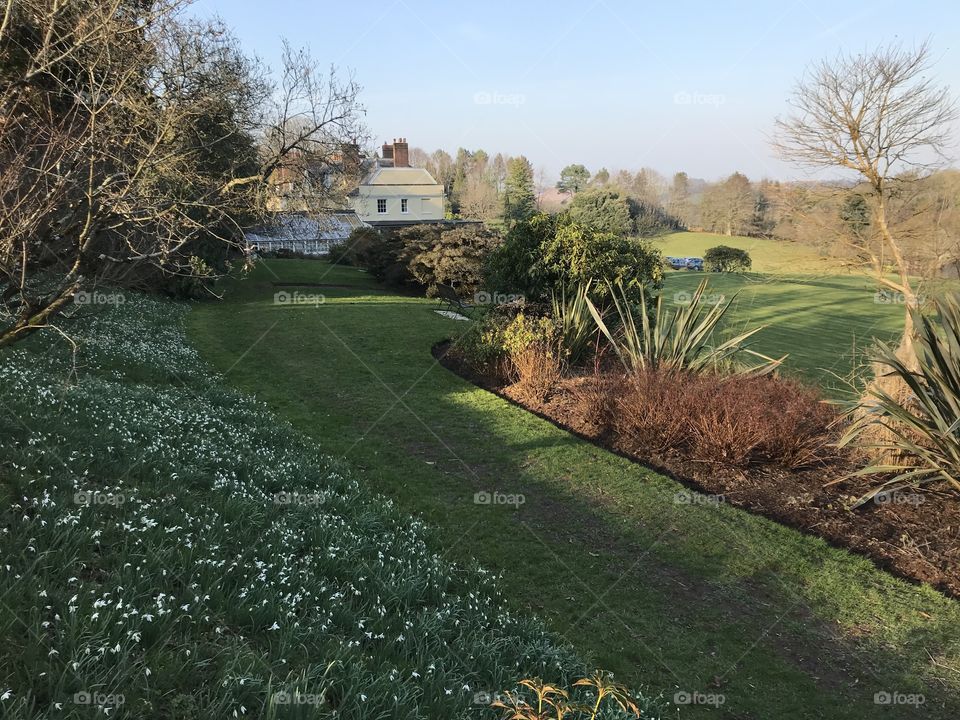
[189,0,960,183]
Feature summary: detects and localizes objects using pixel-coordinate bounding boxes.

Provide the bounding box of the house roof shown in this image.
[245,211,366,245]
[362,166,440,186]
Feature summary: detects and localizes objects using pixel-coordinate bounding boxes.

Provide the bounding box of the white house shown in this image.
[349,138,445,225]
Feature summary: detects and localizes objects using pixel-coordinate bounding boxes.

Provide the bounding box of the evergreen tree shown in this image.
[503,156,536,224]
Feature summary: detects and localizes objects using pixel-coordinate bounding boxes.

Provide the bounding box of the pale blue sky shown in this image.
[190,0,960,182]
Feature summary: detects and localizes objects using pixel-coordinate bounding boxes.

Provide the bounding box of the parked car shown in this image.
[665,256,704,271]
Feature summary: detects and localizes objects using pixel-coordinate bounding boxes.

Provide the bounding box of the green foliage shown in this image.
[503,156,536,224]
[704,245,753,272]
[840,193,871,236]
[400,223,502,295]
[586,279,783,375]
[538,219,664,304]
[568,189,680,238]
[567,188,633,236]
[839,294,960,505]
[557,164,591,194]
[501,313,558,358]
[551,283,599,366]
[333,224,501,294]
[486,214,663,305]
[335,226,410,285]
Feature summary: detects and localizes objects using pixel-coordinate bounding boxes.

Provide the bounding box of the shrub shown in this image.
[501,312,558,359]
[704,245,752,272]
[551,283,600,367]
[400,223,502,296]
[579,369,836,470]
[486,214,663,305]
[838,294,960,505]
[567,188,633,236]
[509,342,563,404]
[587,279,782,375]
[337,226,411,284]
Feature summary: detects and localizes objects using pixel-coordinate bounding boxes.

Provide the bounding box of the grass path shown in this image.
[188,259,960,719]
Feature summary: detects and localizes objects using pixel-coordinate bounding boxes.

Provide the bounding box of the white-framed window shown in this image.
[377,198,387,214]
[401,198,408,213]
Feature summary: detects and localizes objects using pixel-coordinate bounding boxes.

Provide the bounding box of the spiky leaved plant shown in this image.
[585,279,783,375]
[836,293,960,506]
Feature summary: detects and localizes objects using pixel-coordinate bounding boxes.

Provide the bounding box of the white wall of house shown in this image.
[350,166,445,223]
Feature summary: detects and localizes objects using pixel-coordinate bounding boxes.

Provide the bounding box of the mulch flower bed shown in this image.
[435,341,960,599]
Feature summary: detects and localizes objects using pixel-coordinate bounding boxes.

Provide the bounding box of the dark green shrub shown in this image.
[399,223,501,296]
[486,214,663,305]
[704,245,752,272]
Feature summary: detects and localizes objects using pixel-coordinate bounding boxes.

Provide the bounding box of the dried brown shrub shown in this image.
[580,368,839,470]
[509,343,563,405]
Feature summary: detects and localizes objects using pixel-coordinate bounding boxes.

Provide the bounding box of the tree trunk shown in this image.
[859,195,919,463]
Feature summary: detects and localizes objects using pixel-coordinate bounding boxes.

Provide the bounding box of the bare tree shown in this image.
[0,0,364,349]
[774,41,957,372]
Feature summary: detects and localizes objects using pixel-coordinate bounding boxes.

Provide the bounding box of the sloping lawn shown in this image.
[663,272,905,391]
[1,293,642,718]
[188,259,960,719]
[654,231,840,274]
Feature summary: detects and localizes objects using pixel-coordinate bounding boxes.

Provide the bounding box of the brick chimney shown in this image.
[381,141,394,165]
[393,137,409,168]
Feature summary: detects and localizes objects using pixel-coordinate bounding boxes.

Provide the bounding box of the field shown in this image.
[185,259,960,719]
[663,272,904,391]
[654,231,844,274]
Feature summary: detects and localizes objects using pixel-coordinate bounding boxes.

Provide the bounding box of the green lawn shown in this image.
[188,259,960,719]
[655,231,843,274]
[663,272,905,392]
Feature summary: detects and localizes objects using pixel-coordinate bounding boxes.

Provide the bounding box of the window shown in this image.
[400,198,408,213]
[421,198,432,215]
[377,198,387,214]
